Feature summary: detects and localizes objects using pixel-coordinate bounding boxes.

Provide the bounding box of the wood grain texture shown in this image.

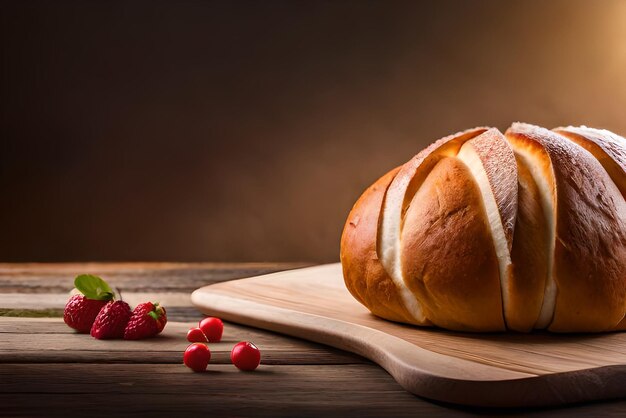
[192,264,626,407]
[4,364,626,418]
[0,318,363,365]
[2,262,625,417]
[0,262,308,293]
[0,292,193,310]
[0,364,477,418]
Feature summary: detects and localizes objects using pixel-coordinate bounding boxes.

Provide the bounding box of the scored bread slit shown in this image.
[379,128,488,324]
[344,123,626,332]
[455,142,512,328]
[378,175,429,323]
[507,140,557,329]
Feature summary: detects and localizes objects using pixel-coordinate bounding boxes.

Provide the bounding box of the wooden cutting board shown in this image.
[191,264,626,408]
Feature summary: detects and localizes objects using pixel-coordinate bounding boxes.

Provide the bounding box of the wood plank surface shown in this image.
[192,264,626,407]
[0,262,308,293]
[0,364,474,418]
[3,363,626,418]
[0,318,363,365]
[1,262,625,417]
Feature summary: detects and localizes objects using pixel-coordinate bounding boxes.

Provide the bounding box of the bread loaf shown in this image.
[340,123,626,332]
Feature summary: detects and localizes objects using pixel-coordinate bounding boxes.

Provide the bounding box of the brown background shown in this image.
[2,0,626,262]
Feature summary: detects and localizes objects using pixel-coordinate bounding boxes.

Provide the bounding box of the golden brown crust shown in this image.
[341,123,626,333]
[378,127,488,324]
[504,131,558,330]
[392,128,488,220]
[507,154,549,332]
[507,123,626,332]
[614,315,626,331]
[340,167,418,324]
[554,127,626,199]
[400,157,504,331]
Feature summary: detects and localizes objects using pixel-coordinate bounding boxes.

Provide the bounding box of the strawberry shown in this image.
[64,274,115,333]
[90,300,132,339]
[63,294,108,333]
[124,302,167,340]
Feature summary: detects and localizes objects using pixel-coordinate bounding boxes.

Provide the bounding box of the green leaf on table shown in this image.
[74,274,115,300]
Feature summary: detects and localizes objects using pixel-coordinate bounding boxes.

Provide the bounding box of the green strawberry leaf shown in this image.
[147,303,163,320]
[74,274,115,301]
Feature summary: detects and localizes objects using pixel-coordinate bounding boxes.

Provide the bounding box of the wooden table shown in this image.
[1,263,625,417]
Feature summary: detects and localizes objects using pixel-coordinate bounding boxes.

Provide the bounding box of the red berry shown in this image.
[124,302,167,340]
[184,343,211,372]
[90,300,132,339]
[199,317,223,342]
[187,327,208,343]
[64,295,108,333]
[230,341,261,371]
